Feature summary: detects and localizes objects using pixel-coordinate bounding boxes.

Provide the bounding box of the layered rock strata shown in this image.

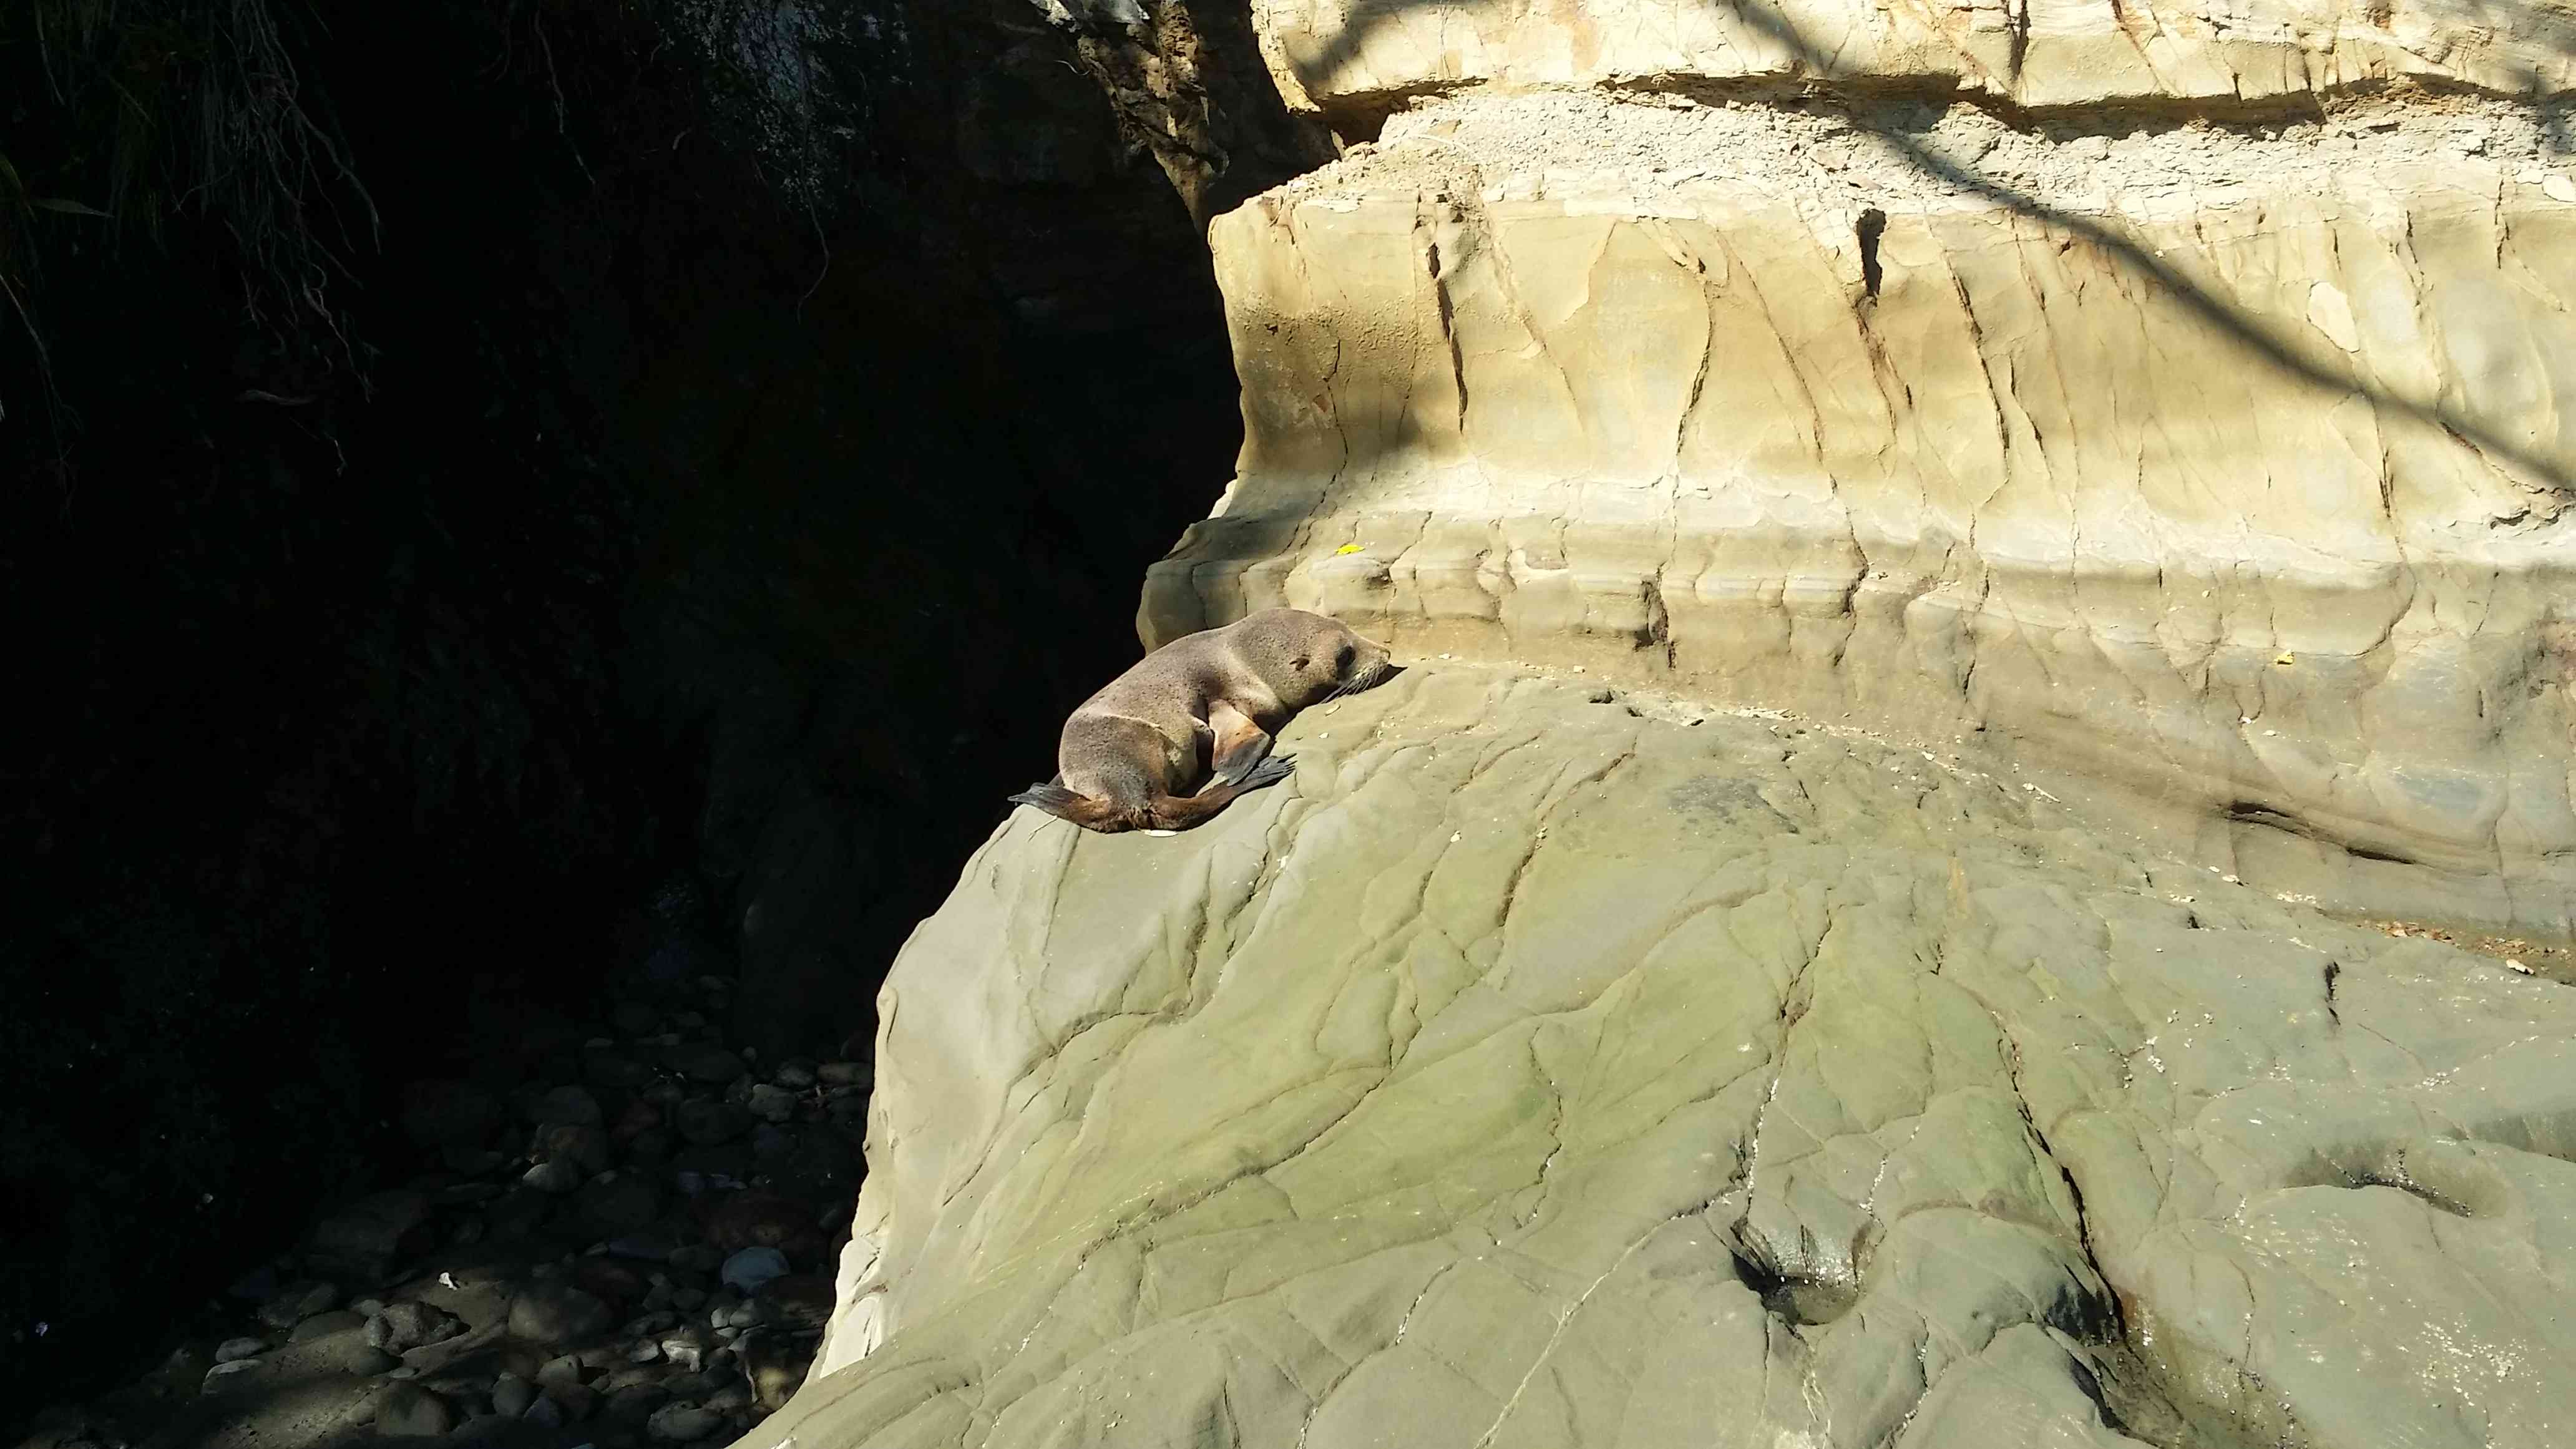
[764,671,2576,1448]
[1147,90,2576,939]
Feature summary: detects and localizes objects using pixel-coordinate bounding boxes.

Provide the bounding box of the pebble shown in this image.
[538,1354,587,1391]
[665,1044,749,1085]
[814,1061,865,1086]
[290,1309,368,1342]
[612,1000,658,1035]
[524,1158,585,1194]
[673,1101,751,1146]
[605,1383,669,1420]
[646,1403,724,1442]
[492,1373,538,1418]
[256,1280,339,1329]
[628,1340,664,1365]
[202,1360,261,1393]
[745,1085,798,1123]
[771,1061,817,1089]
[213,1337,266,1364]
[368,1301,462,1354]
[376,1383,456,1436]
[532,1085,605,1127]
[719,1248,789,1296]
[534,1121,614,1173]
[524,1394,567,1428]
[750,1125,793,1159]
[510,1284,615,1346]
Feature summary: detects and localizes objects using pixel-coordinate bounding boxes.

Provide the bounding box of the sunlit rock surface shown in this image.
[1147,90,2576,940]
[1254,0,2576,117]
[752,670,2576,1448]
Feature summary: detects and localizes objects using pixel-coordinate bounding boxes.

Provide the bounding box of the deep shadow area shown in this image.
[1,0,1241,1425]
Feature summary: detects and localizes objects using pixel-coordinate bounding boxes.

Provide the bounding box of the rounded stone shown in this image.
[509,1283,615,1347]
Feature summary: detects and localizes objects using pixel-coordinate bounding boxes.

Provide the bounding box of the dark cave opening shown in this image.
[0,0,1244,1423]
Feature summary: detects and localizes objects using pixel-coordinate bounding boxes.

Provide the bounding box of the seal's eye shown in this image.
[1335,644,1355,673]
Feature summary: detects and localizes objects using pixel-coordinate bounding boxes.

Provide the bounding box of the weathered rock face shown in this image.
[1148,88,2576,940]
[739,2,2576,1445]
[755,671,2576,1447]
[1256,0,2576,120]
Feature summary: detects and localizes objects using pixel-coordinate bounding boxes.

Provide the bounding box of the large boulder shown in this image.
[741,669,2576,1448]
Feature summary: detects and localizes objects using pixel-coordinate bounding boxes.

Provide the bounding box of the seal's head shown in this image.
[1233,608,1395,710]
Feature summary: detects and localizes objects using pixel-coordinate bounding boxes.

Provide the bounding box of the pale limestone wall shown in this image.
[1146,93,2576,939]
[1256,0,2576,114]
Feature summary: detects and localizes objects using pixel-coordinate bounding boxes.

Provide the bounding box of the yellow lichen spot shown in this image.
[2274,652,2295,666]
[1335,544,1364,555]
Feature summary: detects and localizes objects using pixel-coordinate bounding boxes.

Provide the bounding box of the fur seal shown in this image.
[1009,608,1395,834]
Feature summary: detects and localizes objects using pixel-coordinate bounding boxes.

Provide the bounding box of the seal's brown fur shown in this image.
[1008,608,1395,834]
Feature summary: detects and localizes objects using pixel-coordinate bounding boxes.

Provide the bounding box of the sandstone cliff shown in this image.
[737,0,2576,1443]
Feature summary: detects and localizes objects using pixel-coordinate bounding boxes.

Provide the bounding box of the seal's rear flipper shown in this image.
[1146,755,1297,831]
[1008,783,1140,832]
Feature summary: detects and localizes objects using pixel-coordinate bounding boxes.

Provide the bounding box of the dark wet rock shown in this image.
[625,1127,675,1163]
[749,1125,793,1159]
[603,1224,688,1262]
[481,1187,554,1240]
[544,1383,596,1422]
[660,1045,747,1085]
[522,1395,565,1429]
[609,1098,662,1142]
[612,1001,658,1037]
[490,1373,537,1418]
[571,1255,650,1307]
[255,1279,339,1329]
[446,1411,519,1447]
[213,1337,266,1364]
[291,1309,369,1342]
[739,1333,815,1413]
[744,1085,797,1124]
[343,1345,399,1377]
[576,1173,664,1237]
[771,1061,818,1090]
[603,1383,668,1422]
[530,1121,612,1174]
[375,1382,455,1437]
[306,1189,435,1281]
[366,1301,462,1355]
[696,1189,821,1261]
[520,1159,583,1195]
[644,1402,723,1442]
[668,1145,754,1184]
[535,1354,585,1392]
[671,1101,750,1147]
[752,1275,834,1334]
[200,1360,261,1394]
[227,1263,282,1302]
[508,1283,613,1347]
[397,1321,502,1375]
[527,1086,602,1128]
[716,1248,788,1297]
[590,1042,654,1088]
[813,1061,866,1088]
[401,1081,502,1150]
[765,1125,860,1199]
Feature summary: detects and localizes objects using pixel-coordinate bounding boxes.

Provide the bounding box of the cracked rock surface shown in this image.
[1147,87,2576,940]
[747,668,2576,1448]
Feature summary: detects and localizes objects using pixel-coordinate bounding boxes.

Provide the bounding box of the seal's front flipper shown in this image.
[1205,700,1276,789]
